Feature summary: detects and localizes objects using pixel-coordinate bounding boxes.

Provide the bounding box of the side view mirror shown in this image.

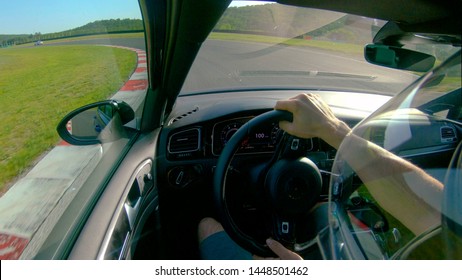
[57,100,135,146]
[364,44,435,72]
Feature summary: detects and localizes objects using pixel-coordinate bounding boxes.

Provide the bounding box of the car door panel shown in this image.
[67,129,160,259]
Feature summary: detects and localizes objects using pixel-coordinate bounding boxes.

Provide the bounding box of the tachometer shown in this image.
[270,122,282,145]
[220,122,243,146]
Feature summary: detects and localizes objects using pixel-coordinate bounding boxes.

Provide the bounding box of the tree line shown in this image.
[1,18,143,47]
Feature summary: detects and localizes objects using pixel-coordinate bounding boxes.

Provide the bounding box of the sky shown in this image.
[230,1,270,7]
[0,0,270,35]
[0,0,143,35]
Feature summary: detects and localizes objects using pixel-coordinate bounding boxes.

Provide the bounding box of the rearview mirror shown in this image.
[57,100,135,145]
[364,44,435,72]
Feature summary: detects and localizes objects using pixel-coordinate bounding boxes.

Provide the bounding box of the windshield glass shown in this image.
[181,1,458,96]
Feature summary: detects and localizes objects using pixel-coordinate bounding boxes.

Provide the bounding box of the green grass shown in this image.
[0,45,137,191]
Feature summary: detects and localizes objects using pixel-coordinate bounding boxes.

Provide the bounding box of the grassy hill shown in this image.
[215,4,345,37]
[214,3,378,44]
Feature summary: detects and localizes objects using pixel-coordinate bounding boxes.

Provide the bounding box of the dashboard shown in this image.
[165,110,334,162]
[157,89,461,193]
[162,90,385,159]
[157,90,383,196]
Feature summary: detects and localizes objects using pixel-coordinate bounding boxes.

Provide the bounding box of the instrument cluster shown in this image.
[212,116,282,155]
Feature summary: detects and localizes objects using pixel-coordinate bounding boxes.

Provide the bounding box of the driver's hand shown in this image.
[253,238,303,260]
[275,93,351,149]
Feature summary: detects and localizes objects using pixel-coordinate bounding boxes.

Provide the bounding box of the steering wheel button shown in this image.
[291,139,300,150]
[282,222,289,234]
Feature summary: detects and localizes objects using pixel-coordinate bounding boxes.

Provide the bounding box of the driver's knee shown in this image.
[198,217,224,243]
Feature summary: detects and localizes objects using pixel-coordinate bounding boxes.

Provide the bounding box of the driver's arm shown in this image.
[275,93,443,236]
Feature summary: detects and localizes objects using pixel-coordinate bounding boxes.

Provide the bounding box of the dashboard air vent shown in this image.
[168,128,201,154]
[441,126,457,143]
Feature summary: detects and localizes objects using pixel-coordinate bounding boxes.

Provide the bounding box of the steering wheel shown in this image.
[213,110,323,257]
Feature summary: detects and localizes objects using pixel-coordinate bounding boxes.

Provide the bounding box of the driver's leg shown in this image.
[198,217,224,243]
[198,217,252,260]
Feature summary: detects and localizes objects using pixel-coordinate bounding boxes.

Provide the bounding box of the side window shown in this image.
[0,1,146,259]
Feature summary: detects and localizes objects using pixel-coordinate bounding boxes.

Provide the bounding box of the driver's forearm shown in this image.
[337,133,443,235]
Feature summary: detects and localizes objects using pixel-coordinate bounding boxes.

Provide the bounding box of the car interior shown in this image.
[132,0,459,260]
[32,0,460,260]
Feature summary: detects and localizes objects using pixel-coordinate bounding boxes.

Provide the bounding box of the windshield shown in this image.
[181,1,458,96]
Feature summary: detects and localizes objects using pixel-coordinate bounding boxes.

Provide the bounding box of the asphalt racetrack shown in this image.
[182,40,417,95]
[49,36,416,95]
